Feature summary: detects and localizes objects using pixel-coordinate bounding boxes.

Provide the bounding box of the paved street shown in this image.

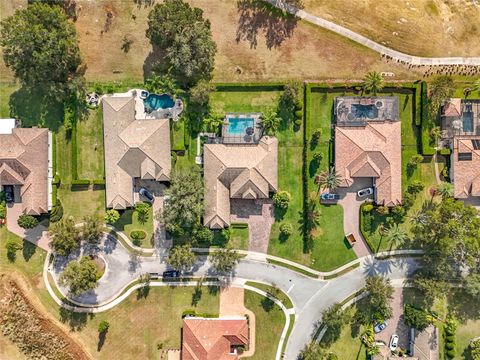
[49,235,419,358]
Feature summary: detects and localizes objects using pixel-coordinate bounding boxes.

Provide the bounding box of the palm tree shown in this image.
[261,110,281,135]
[315,168,342,195]
[436,182,453,200]
[363,71,384,95]
[203,114,225,133]
[145,73,178,96]
[384,223,408,249]
[410,210,428,227]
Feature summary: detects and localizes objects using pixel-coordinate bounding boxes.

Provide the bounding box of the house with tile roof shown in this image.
[334,97,402,206]
[102,95,171,210]
[441,99,480,199]
[203,136,278,229]
[182,317,249,360]
[0,120,52,215]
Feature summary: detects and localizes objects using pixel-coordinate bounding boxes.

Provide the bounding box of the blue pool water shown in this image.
[227,117,254,135]
[144,94,175,111]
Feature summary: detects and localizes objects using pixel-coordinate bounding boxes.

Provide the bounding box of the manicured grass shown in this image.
[77,108,105,180]
[171,118,186,151]
[245,290,285,360]
[0,227,46,278]
[457,320,480,360]
[56,125,73,183]
[114,207,154,248]
[0,82,17,117]
[57,185,105,222]
[210,90,281,114]
[245,281,293,309]
[303,88,357,269]
[229,227,249,250]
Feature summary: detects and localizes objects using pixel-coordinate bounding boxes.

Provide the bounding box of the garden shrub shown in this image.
[92,179,105,185]
[392,205,405,217]
[376,206,389,215]
[130,230,146,240]
[193,226,214,244]
[17,214,38,229]
[280,223,293,236]
[50,199,63,223]
[439,148,451,156]
[220,228,231,242]
[273,191,291,210]
[445,335,455,342]
[407,180,425,195]
[231,222,248,229]
[446,349,455,358]
[294,118,302,126]
[98,320,110,333]
[71,179,90,185]
[312,152,323,163]
[445,342,455,350]
[295,110,303,119]
[104,209,120,224]
[402,192,415,209]
[362,204,374,213]
[310,129,321,147]
[0,202,6,219]
[363,212,373,232]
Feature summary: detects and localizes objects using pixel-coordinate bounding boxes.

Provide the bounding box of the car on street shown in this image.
[139,187,154,202]
[162,270,180,278]
[357,187,374,198]
[389,334,399,351]
[4,186,14,203]
[374,321,388,333]
[320,193,340,201]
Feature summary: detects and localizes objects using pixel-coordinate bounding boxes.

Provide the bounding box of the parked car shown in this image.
[389,334,399,351]
[320,193,340,201]
[357,187,374,198]
[139,187,154,202]
[162,270,180,278]
[374,321,388,333]
[4,186,14,203]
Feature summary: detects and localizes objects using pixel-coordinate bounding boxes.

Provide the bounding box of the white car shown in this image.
[389,334,399,351]
[357,187,373,198]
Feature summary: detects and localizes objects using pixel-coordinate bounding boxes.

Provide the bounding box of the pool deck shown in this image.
[222,113,262,144]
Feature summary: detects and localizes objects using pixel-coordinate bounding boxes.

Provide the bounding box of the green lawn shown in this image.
[57,185,105,222]
[77,108,104,180]
[229,227,249,250]
[303,87,357,270]
[0,82,17,117]
[457,320,480,359]
[113,206,154,248]
[245,290,286,360]
[244,282,293,309]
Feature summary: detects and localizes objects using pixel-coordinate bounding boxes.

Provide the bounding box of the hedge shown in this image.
[438,148,451,156]
[182,309,218,318]
[130,230,147,240]
[71,179,91,185]
[50,199,63,223]
[359,203,376,253]
[231,222,248,229]
[92,179,105,185]
[214,82,285,91]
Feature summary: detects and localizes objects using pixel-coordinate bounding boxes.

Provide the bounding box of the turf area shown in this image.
[113,207,154,248]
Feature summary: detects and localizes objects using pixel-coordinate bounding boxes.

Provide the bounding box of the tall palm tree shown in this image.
[436,182,453,200]
[384,223,408,249]
[203,114,224,133]
[261,110,281,135]
[410,210,428,228]
[315,168,342,195]
[363,71,384,95]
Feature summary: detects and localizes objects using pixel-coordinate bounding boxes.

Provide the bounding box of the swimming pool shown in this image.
[227,117,255,135]
[143,94,175,112]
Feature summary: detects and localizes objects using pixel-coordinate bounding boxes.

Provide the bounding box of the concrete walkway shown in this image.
[264,0,480,66]
[6,202,51,251]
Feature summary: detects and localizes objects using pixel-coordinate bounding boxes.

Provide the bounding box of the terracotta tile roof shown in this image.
[203,136,278,229]
[452,136,480,198]
[335,121,402,206]
[102,96,171,209]
[182,317,249,360]
[0,128,49,215]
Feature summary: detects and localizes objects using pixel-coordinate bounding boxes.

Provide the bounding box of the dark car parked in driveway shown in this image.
[162,270,180,278]
[320,193,340,202]
[4,186,14,203]
[139,187,154,202]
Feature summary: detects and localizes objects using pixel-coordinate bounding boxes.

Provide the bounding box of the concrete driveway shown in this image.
[335,178,373,257]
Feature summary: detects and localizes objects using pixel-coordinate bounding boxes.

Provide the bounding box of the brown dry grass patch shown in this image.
[303,0,480,57]
[1,0,422,83]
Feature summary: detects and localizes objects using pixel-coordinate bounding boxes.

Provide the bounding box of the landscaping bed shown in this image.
[113,207,154,248]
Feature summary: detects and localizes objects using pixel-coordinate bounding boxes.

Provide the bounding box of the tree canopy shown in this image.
[210,247,240,274]
[49,216,80,256]
[60,256,99,296]
[358,276,394,323]
[160,167,204,237]
[0,3,81,88]
[167,244,196,272]
[146,0,217,85]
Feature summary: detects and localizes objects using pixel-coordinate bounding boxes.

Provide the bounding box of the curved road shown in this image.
[50,235,419,359]
[264,0,480,66]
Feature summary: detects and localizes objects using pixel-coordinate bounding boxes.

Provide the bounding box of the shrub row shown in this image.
[359,202,376,253]
[71,179,91,186]
[231,222,248,229]
[214,82,285,91]
[182,309,218,318]
[50,199,63,223]
[92,179,105,185]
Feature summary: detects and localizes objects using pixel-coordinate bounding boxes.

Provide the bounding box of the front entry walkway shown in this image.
[230,199,274,253]
[6,202,50,251]
[335,178,373,258]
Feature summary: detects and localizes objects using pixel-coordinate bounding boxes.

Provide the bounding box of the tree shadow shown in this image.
[143,45,167,82]
[22,240,37,261]
[59,307,92,331]
[97,330,107,352]
[9,85,64,131]
[309,159,320,178]
[191,285,203,306]
[136,284,150,300]
[133,0,155,9]
[235,0,303,49]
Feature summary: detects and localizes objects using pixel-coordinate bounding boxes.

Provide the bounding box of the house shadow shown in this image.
[235,0,303,49]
